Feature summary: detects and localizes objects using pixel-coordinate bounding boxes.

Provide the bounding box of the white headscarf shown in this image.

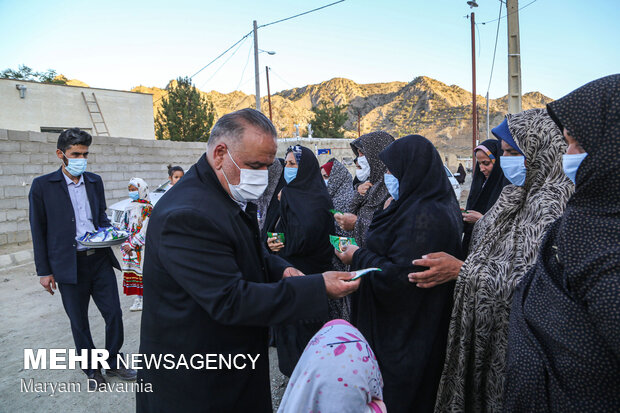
[129,177,150,201]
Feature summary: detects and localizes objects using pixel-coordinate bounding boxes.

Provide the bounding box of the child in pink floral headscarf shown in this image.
[278,319,386,413]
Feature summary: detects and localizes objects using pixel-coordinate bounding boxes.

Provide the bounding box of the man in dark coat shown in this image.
[28,128,136,390]
[137,109,359,413]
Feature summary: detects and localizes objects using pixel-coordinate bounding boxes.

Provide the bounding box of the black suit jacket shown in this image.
[28,168,120,284]
[137,154,328,413]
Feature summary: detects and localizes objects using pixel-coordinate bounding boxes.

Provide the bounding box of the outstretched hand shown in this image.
[322,271,361,299]
[408,252,464,288]
[283,267,304,278]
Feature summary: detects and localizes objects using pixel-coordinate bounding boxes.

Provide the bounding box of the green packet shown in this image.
[329,235,357,253]
[267,232,285,243]
[329,209,343,215]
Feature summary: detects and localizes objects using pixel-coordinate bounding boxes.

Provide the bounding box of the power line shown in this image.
[189,31,253,80]
[236,38,255,91]
[154,1,346,105]
[268,68,296,89]
[480,0,537,25]
[486,0,503,95]
[198,35,250,91]
[258,0,346,29]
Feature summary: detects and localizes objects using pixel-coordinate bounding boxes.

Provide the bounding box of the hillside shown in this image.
[130,76,553,157]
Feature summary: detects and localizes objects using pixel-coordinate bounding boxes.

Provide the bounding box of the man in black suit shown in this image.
[137,109,360,412]
[28,128,136,389]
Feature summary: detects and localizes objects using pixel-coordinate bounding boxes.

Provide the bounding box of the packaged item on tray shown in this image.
[77,227,129,246]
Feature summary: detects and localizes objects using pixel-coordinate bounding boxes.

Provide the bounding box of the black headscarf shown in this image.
[456,163,466,184]
[258,158,285,240]
[276,145,334,274]
[349,131,394,247]
[351,135,463,412]
[504,74,620,411]
[462,139,509,253]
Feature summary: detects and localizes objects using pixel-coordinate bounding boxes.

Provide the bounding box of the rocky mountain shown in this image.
[131,76,553,157]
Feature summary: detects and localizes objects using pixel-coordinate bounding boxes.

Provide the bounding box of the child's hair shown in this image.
[167,164,184,177]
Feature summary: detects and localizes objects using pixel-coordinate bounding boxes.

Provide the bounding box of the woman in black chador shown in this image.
[268,145,335,376]
[461,139,508,254]
[337,135,463,413]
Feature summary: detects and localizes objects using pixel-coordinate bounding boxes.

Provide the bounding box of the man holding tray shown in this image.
[137,109,361,413]
[28,128,137,389]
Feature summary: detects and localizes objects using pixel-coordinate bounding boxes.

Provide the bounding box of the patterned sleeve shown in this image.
[128,205,152,248]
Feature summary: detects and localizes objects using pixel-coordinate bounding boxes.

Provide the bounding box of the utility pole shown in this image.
[506,0,522,113]
[253,20,261,112]
[470,11,478,152]
[486,92,490,139]
[266,66,273,121]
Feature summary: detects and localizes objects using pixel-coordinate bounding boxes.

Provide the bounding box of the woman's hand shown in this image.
[357,181,373,196]
[334,213,357,231]
[121,244,132,254]
[267,236,284,252]
[408,252,464,288]
[383,196,393,209]
[283,267,304,278]
[334,244,359,265]
[462,210,483,223]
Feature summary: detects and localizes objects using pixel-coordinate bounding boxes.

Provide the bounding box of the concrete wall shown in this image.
[277,137,358,173]
[0,129,467,247]
[0,79,155,139]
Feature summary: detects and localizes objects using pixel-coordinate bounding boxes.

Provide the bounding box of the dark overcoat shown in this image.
[137,154,328,413]
[28,168,120,283]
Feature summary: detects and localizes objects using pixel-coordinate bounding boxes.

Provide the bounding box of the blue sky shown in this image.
[1,0,618,99]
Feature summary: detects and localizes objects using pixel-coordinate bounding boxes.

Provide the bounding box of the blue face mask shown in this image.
[562,153,588,184]
[500,156,527,186]
[384,173,399,200]
[128,191,140,201]
[284,167,298,184]
[63,153,87,177]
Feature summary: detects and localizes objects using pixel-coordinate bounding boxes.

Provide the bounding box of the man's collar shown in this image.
[233,199,247,211]
[63,171,84,186]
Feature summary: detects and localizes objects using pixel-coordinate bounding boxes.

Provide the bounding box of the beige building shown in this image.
[0,79,155,139]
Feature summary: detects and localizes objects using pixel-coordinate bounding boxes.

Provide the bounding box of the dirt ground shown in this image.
[0,254,288,413]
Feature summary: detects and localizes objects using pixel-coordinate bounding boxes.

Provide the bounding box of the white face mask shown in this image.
[221,150,269,202]
[356,156,371,181]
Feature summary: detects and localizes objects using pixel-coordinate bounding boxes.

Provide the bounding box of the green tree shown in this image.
[155,77,215,142]
[311,103,348,139]
[0,65,67,84]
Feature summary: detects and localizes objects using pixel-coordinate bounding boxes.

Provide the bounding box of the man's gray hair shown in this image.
[207,108,277,150]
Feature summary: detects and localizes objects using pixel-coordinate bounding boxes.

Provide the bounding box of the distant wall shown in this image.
[0,79,155,139]
[0,130,466,246]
